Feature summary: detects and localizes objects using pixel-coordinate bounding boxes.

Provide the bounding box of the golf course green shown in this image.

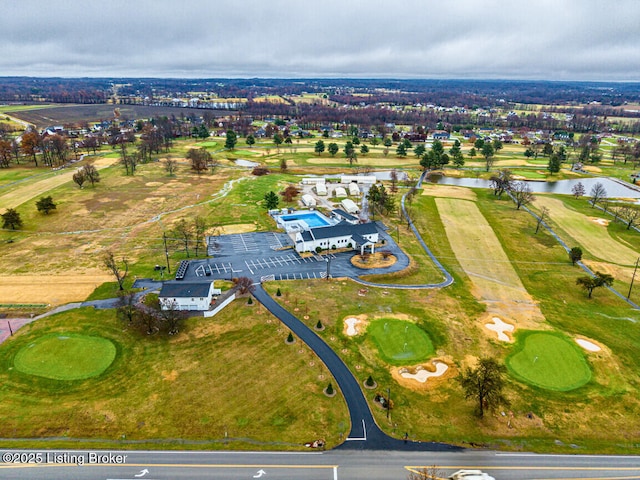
[368,318,434,366]
[507,332,592,391]
[13,333,116,381]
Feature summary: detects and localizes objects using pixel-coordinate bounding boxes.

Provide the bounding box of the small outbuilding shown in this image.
[348,182,360,196]
[341,198,359,214]
[334,187,347,198]
[315,183,327,196]
[159,282,220,311]
[301,194,317,207]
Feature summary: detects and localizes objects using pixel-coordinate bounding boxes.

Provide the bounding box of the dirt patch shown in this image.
[145,182,164,187]
[0,274,112,305]
[219,223,256,234]
[421,185,477,201]
[350,252,397,269]
[583,165,602,173]
[161,370,178,381]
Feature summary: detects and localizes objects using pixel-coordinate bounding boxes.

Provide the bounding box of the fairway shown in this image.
[535,196,639,266]
[13,333,116,380]
[367,318,434,366]
[435,196,547,331]
[507,332,592,391]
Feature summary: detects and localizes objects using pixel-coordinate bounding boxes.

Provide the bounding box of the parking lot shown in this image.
[177,226,408,284]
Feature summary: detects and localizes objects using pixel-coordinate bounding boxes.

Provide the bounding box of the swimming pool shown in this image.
[275,211,335,231]
[279,211,331,228]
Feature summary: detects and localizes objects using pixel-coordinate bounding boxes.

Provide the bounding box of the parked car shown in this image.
[449,470,496,480]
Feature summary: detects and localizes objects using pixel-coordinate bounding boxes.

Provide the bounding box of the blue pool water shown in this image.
[279,212,331,228]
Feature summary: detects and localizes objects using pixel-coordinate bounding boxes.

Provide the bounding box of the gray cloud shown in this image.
[1,0,639,80]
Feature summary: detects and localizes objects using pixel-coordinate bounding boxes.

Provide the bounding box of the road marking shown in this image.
[244,260,254,275]
[346,419,367,441]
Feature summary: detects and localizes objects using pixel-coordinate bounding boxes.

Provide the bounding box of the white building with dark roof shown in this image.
[159,282,220,311]
[294,222,378,254]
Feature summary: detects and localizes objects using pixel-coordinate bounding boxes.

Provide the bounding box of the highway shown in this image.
[1,449,639,480]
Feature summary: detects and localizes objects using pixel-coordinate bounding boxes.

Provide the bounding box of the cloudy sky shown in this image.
[1,0,639,81]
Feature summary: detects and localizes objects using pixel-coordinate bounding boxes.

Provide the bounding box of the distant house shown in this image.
[159,282,220,311]
[432,130,450,140]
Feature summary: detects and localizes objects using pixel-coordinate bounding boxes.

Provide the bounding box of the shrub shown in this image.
[247,297,253,305]
[331,245,336,250]
[326,382,334,395]
[251,166,269,176]
[315,246,322,253]
[276,288,282,297]
[287,332,294,343]
[316,320,323,329]
[366,375,375,387]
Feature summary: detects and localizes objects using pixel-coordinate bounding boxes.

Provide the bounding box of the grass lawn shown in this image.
[14,333,116,380]
[367,318,434,366]
[0,305,349,450]
[506,331,592,391]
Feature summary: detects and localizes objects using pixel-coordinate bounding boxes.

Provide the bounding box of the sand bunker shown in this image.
[576,338,602,352]
[485,317,515,342]
[399,361,449,383]
[589,217,610,227]
[344,317,366,336]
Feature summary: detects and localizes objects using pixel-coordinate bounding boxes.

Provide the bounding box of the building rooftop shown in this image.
[159,282,212,298]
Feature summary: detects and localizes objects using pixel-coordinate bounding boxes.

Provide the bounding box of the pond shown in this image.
[427,174,640,199]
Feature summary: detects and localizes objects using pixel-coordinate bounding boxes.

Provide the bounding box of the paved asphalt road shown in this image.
[1,449,639,480]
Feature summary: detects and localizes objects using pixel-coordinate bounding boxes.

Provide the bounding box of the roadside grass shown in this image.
[0,305,349,450]
[506,331,592,391]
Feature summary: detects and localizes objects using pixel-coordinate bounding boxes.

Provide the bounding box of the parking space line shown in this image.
[244,260,254,275]
[274,257,284,266]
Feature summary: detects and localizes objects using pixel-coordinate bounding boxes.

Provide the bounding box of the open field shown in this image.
[4,104,236,129]
[0,274,112,305]
[1,130,640,453]
[0,305,349,449]
[534,196,639,267]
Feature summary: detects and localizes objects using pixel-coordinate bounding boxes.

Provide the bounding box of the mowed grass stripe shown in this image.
[0,157,115,212]
[535,196,639,266]
[435,197,532,304]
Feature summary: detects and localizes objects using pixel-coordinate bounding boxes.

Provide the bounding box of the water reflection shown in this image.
[427,174,640,199]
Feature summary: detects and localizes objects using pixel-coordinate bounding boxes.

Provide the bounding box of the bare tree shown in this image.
[407,466,443,480]
[72,169,86,188]
[159,300,188,335]
[173,218,193,258]
[233,276,255,295]
[571,181,585,199]
[193,216,208,257]
[589,182,607,207]
[103,251,128,290]
[618,205,640,230]
[83,163,101,187]
[535,206,550,234]
[511,181,535,210]
[116,290,137,324]
[164,157,178,176]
